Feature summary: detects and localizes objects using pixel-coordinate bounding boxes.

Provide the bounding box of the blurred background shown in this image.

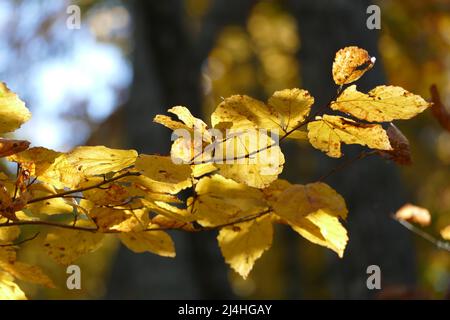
[0,0,449,299]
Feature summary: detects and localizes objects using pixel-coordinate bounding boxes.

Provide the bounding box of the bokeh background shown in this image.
[0,0,449,299]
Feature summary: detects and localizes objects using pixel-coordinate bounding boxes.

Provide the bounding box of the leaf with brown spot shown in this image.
[332,46,375,85]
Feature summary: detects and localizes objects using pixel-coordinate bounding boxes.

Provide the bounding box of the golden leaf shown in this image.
[0,271,26,300]
[291,209,348,257]
[267,88,313,132]
[211,90,313,135]
[331,85,430,122]
[273,182,348,224]
[90,207,149,232]
[66,146,138,176]
[135,154,192,194]
[0,139,30,158]
[213,129,285,188]
[26,183,74,216]
[0,83,31,134]
[192,175,268,227]
[332,46,374,85]
[307,115,392,158]
[119,231,175,257]
[0,261,55,288]
[218,215,273,279]
[8,147,61,177]
[44,221,104,265]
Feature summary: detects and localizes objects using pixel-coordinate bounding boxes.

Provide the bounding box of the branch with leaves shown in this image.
[0,46,441,300]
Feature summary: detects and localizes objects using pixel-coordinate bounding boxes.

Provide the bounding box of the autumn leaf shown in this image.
[395,204,431,227]
[267,88,313,132]
[217,215,273,279]
[272,182,348,257]
[0,271,26,300]
[119,231,175,257]
[331,85,430,122]
[0,261,55,288]
[430,84,450,133]
[213,129,285,188]
[192,175,268,227]
[307,115,392,158]
[135,154,192,194]
[0,139,30,158]
[0,225,20,244]
[89,207,149,232]
[332,46,375,85]
[26,183,74,216]
[8,147,62,177]
[211,89,313,135]
[43,221,104,265]
[0,83,31,134]
[291,210,348,258]
[378,123,412,165]
[211,95,279,130]
[66,146,138,176]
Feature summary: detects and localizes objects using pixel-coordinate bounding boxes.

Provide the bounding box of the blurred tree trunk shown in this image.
[106,0,256,299]
[288,0,417,299]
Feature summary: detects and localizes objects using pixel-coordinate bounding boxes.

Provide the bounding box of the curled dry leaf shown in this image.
[378,123,412,165]
[332,46,375,85]
[395,204,431,227]
[430,84,450,133]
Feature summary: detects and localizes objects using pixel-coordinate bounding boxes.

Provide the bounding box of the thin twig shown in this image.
[318,150,375,182]
[395,218,450,252]
[0,232,40,247]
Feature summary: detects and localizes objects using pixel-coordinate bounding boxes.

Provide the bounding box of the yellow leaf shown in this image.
[331,85,430,122]
[0,83,31,134]
[0,247,16,264]
[82,178,130,206]
[144,200,194,223]
[44,221,104,265]
[0,261,55,288]
[119,231,175,257]
[440,225,450,240]
[8,147,61,177]
[218,215,273,279]
[26,183,74,216]
[0,271,26,300]
[211,95,278,130]
[395,204,431,227]
[332,46,374,85]
[273,182,348,224]
[90,207,149,232]
[135,155,192,194]
[192,175,268,227]
[66,146,138,176]
[211,90,313,135]
[155,106,211,142]
[307,115,392,158]
[191,163,217,178]
[267,88,313,132]
[0,139,30,158]
[0,226,20,244]
[291,209,348,257]
[213,129,285,188]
